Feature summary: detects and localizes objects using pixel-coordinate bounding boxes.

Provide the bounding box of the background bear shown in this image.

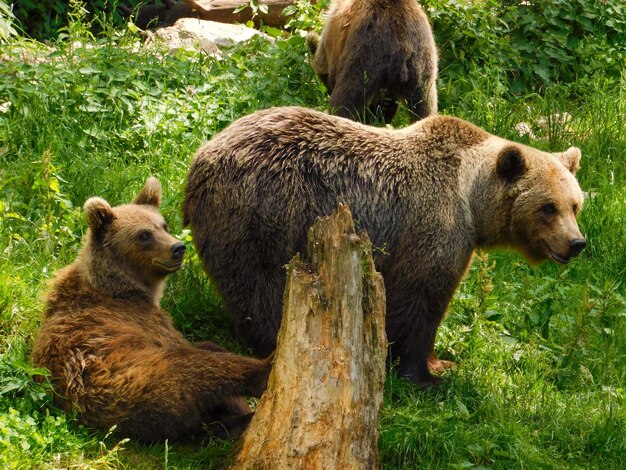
[306,0,438,123]
[183,107,586,388]
[31,177,273,442]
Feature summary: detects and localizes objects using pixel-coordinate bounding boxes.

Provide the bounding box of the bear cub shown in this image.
[307,0,438,123]
[32,177,272,442]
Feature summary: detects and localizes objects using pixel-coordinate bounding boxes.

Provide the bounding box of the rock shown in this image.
[514,122,536,139]
[145,17,267,55]
[515,113,573,141]
[537,112,572,132]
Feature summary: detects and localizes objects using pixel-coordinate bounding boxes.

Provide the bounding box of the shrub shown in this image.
[424,0,626,94]
[12,0,141,40]
[0,0,17,41]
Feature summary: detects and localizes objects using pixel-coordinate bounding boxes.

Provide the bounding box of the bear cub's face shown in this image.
[83,177,186,281]
[497,145,586,265]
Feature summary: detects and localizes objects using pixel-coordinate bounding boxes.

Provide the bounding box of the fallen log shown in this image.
[122,0,302,30]
[182,0,298,27]
[120,2,201,29]
[231,205,387,470]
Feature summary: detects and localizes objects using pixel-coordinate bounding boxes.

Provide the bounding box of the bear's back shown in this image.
[189,108,487,193]
[184,107,489,281]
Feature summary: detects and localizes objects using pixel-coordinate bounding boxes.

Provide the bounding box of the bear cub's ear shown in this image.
[133,177,162,208]
[557,147,581,175]
[84,197,114,233]
[496,146,527,183]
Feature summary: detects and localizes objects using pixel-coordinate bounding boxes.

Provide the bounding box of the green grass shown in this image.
[1,15,625,470]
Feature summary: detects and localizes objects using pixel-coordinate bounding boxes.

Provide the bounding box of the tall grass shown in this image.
[1,12,624,470]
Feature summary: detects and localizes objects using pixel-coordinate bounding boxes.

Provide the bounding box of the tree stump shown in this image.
[231,205,387,470]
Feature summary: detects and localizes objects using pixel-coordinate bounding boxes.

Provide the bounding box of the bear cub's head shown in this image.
[82,177,186,288]
[496,145,586,265]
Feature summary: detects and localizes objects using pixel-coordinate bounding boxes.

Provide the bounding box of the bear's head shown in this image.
[496,145,586,265]
[82,177,186,297]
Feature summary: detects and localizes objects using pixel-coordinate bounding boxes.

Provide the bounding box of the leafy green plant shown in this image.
[423,0,626,96]
[0,358,50,414]
[502,0,626,91]
[0,407,131,469]
[13,0,141,40]
[56,0,95,43]
[282,0,329,32]
[0,0,17,41]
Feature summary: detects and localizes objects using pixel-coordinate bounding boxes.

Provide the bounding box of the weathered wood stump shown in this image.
[231,204,387,470]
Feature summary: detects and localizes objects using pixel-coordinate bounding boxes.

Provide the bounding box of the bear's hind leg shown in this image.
[367,96,398,125]
[329,70,373,121]
[100,347,272,441]
[228,272,285,357]
[406,79,438,122]
[205,396,254,440]
[211,249,286,357]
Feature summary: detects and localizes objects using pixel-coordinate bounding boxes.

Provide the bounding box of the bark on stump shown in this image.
[231,204,387,470]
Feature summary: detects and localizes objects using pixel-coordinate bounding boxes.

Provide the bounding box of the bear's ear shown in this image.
[496,146,527,183]
[84,197,114,233]
[557,146,581,174]
[133,177,162,208]
[306,31,319,55]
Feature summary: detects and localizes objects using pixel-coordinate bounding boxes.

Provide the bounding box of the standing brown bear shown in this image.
[306,0,438,123]
[183,107,587,388]
[31,177,273,442]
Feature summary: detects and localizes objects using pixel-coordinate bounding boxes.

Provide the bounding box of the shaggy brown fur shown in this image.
[183,107,586,387]
[306,0,438,123]
[32,177,272,442]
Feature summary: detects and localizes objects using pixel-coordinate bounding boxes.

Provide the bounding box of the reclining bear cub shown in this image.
[32,177,273,441]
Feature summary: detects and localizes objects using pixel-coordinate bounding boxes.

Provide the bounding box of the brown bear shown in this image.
[31,177,273,442]
[183,107,586,388]
[306,0,438,123]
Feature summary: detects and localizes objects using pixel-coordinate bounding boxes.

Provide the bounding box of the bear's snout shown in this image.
[568,238,586,258]
[171,243,186,261]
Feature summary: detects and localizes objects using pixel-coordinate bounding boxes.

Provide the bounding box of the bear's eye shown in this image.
[541,203,557,215]
[138,230,152,242]
[573,204,579,215]
[163,224,169,233]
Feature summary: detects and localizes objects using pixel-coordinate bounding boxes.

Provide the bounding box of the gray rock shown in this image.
[145,18,268,56]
